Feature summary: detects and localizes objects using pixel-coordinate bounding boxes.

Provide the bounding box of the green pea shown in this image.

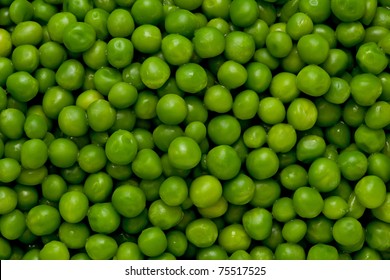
[0,209,26,240]
[83,172,113,203]
[275,243,305,260]
[148,199,183,230]
[196,244,228,260]
[307,244,339,260]
[26,205,60,236]
[218,224,251,254]
[293,187,324,218]
[250,179,281,208]
[355,175,386,209]
[272,197,296,223]
[85,233,118,260]
[306,215,334,244]
[250,246,274,260]
[0,158,21,183]
[354,124,385,153]
[87,202,120,234]
[115,242,143,260]
[58,222,90,250]
[105,130,138,165]
[138,226,167,257]
[112,184,146,218]
[39,240,70,260]
[242,207,272,241]
[186,218,218,248]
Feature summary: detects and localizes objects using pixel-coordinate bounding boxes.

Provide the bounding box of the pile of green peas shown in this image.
[0,0,390,260]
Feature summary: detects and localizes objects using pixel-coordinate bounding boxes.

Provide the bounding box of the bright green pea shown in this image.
[307,244,339,260]
[111,184,145,218]
[279,164,308,191]
[223,173,255,205]
[39,241,70,260]
[159,176,188,207]
[87,202,120,234]
[85,233,118,260]
[206,145,241,181]
[242,207,272,241]
[138,226,167,257]
[282,219,307,243]
[20,139,47,169]
[105,130,138,165]
[308,157,341,192]
[333,216,364,248]
[322,196,349,220]
[355,175,386,209]
[354,124,385,153]
[275,243,305,260]
[232,89,259,120]
[356,42,388,75]
[59,191,89,223]
[186,218,218,248]
[83,172,113,203]
[115,242,143,260]
[58,222,90,250]
[0,158,21,183]
[148,199,183,230]
[26,205,61,236]
[293,186,324,218]
[0,209,26,240]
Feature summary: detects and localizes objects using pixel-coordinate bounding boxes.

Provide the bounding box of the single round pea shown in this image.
[287,98,318,131]
[105,130,138,165]
[217,60,248,90]
[59,191,89,223]
[275,243,306,260]
[48,138,78,168]
[26,205,61,236]
[78,144,107,174]
[350,73,382,107]
[168,136,201,170]
[279,164,308,191]
[41,174,67,202]
[186,218,218,248]
[306,215,334,244]
[355,175,386,209]
[354,124,385,154]
[0,158,21,183]
[20,139,47,169]
[0,209,26,240]
[111,184,145,218]
[250,179,281,208]
[58,222,90,250]
[159,176,188,207]
[85,233,118,260]
[246,147,279,180]
[115,242,143,260]
[307,244,339,260]
[206,145,241,181]
[282,219,307,243]
[148,199,183,230]
[218,224,251,254]
[242,207,272,241]
[293,187,324,218]
[39,240,70,260]
[322,196,349,220]
[333,216,364,247]
[106,8,134,37]
[138,226,167,257]
[87,202,120,234]
[250,246,274,260]
[272,197,296,223]
[190,175,222,208]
